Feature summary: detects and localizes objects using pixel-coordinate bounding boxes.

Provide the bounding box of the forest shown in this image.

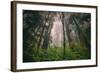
[23,10,91,62]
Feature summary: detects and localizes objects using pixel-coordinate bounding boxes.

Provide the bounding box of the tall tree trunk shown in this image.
[73,17,90,49]
[64,13,72,48]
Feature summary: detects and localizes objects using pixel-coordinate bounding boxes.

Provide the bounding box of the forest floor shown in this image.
[28,46,90,62]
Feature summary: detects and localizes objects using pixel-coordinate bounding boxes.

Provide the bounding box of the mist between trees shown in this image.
[23,10,91,62]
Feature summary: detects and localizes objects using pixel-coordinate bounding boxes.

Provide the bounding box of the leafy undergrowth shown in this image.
[23,43,91,62]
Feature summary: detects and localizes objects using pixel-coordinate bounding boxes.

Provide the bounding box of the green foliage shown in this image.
[65,42,91,60]
[31,47,64,62]
[23,42,90,62]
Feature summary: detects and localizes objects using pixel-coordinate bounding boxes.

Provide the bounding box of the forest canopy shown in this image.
[23,10,91,62]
